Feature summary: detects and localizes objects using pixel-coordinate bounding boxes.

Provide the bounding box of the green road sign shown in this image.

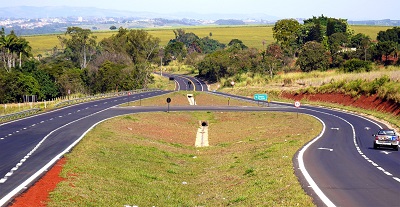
[254,94,268,101]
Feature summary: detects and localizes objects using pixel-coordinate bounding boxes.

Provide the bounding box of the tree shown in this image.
[377,27,400,44]
[99,28,160,88]
[328,32,348,67]
[93,61,124,93]
[164,41,187,61]
[272,19,301,56]
[57,68,86,95]
[297,22,324,45]
[263,43,283,78]
[0,31,17,71]
[197,50,230,82]
[227,39,248,51]
[0,71,40,103]
[296,41,329,72]
[14,37,32,68]
[33,69,60,100]
[326,18,348,37]
[61,27,97,69]
[198,36,225,54]
[350,33,371,61]
[377,41,397,65]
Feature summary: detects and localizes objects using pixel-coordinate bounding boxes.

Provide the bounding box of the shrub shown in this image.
[342,59,372,73]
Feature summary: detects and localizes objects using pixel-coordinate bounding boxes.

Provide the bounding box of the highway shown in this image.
[0,74,399,206]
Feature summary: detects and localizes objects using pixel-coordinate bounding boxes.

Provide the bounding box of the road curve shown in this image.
[157,72,208,92]
[0,86,399,206]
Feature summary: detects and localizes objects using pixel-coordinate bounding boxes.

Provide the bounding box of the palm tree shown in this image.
[14,37,32,68]
[0,32,17,72]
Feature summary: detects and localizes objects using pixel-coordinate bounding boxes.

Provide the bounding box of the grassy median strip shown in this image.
[125,91,259,107]
[48,111,320,206]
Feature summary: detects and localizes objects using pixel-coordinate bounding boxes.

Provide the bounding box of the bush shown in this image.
[342,59,372,73]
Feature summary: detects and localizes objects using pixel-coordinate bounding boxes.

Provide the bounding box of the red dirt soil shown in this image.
[9,158,66,207]
[7,92,399,206]
[281,92,400,116]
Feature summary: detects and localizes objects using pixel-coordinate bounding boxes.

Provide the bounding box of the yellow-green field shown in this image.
[24,25,391,56]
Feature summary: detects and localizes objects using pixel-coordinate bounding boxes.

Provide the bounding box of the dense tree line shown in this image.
[192,15,400,83]
[0,27,161,104]
[1,15,399,104]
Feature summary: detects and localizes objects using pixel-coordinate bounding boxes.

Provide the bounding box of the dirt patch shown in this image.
[9,158,66,207]
[281,92,400,116]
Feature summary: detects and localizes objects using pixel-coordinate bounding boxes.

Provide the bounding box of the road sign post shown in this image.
[127,92,131,106]
[294,101,301,118]
[166,97,171,112]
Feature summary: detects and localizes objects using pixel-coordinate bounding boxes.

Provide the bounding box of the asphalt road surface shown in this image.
[0,77,399,207]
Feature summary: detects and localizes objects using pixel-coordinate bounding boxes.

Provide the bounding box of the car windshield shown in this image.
[378,130,395,136]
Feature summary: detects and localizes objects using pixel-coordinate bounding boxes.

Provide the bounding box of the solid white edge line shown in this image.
[0,114,113,207]
[298,114,336,207]
[0,90,168,206]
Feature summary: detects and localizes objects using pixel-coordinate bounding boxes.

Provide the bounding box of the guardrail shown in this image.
[54,89,157,108]
[1,89,158,122]
[0,108,41,122]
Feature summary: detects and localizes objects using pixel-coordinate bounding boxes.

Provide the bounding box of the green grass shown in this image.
[24,25,390,56]
[48,111,321,206]
[147,73,176,91]
[123,91,259,107]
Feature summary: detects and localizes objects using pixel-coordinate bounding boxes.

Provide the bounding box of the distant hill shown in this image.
[0,6,156,18]
[0,6,279,20]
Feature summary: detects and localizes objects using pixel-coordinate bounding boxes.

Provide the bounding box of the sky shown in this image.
[1,0,399,20]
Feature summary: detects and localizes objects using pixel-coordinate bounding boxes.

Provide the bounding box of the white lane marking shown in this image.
[331,128,339,130]
[305,108,398,188]
[318,148,333,151]
[0,138,4,140]
[0,106,112,191]
[0,108,115,207]
[298,115,335,207]
[380,151,392,155]
[394,177,400,183]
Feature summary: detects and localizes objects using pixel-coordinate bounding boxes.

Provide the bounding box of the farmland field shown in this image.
[24,25,392,56]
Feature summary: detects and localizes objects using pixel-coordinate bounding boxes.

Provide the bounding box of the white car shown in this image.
[373,129,399,151]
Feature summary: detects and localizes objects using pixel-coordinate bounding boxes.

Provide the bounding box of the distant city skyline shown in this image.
[1,0,399,20]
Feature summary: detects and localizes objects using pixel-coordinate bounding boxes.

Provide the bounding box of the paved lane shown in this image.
[1,87,399,207]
